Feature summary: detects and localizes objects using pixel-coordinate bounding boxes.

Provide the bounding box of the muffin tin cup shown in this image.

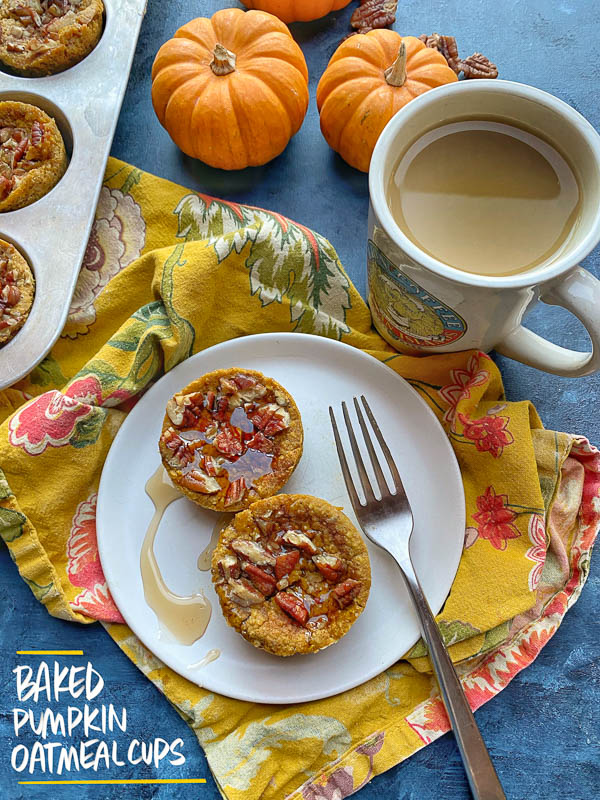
[0,0,146,389]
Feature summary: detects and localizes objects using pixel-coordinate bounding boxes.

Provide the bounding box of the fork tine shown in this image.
[353,397,391,498]
[360,395,405,494]
[329,406,362,509]
[341,401,376,504]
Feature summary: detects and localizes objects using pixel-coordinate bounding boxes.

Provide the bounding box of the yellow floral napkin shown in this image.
[1,159,599,800]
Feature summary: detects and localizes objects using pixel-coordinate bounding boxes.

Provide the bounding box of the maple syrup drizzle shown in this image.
[223,448,273,486]
[164,380,284,501]
[141,466,212,646]
[230,406,254,432]
[197,513,232,571]
[187,648,221,670]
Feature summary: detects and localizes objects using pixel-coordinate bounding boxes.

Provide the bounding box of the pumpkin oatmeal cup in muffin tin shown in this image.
[0,101,67,212]
[159,368,304,513]
[0,0,104,78]
[212,494,371,656]
[0,238,34,345]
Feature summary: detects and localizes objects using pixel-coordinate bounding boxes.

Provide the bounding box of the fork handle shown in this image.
[397,556,506,800]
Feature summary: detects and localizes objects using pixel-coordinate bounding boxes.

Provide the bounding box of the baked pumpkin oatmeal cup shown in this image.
[212,494,371,656]
[0,238,34,345]
[0,101,67,212]
[0,0,104,78]
[159,369,303,513]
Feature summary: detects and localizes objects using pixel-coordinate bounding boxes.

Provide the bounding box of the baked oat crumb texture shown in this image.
[0,101,67,212]
[0,238,34,345]
[212,494,371,656]
[0,0,104,77]
[159,368,304,513]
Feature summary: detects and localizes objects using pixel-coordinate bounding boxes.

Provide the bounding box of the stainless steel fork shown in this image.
[329,396,506,800]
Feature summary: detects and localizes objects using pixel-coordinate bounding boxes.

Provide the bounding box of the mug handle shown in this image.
[495,268,600,377]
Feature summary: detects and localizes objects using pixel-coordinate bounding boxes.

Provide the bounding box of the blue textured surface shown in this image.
[1,1,600,798]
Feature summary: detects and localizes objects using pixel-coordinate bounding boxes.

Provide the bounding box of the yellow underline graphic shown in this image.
[16,651,84,655]
[19,779,207,785]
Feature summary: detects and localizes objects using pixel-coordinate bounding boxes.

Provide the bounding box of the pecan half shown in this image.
[224,477,246,507]
[243,563,277,596]
[350,0,398,34]
[217,554,240,581]
[274,550,300,581]
[281,530,317,554]
[180,469,220,494]
[334,579,362,608]
[228,578,264,607]
[231,538,276,567]
[313,553,345,582]
[459,52,498,79]
[275,591,309,626]
[418,33,461,75]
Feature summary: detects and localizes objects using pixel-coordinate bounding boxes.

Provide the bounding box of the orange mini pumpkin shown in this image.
[241,0,352,23]
[151,8,309,170]
[317,32,459,173]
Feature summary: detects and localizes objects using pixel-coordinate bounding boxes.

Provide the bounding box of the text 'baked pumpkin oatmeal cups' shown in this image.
[159,368,304,513]
[0,101,67,212]
[0,0,104,78]
[212,494,371,656]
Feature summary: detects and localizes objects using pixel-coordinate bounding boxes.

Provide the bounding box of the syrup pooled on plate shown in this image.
[187,648,221,671]
[141,466,212,646]
[388,119,582,276]
[197,513,231,571]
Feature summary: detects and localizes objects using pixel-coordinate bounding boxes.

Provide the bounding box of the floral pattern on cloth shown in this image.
[67,494,124,623]
[457,412,514,458]
[438,353,491,427]
[173,193,352,339]
[471,486,522,550]
[65,182,146,339]
[0,158,598,800]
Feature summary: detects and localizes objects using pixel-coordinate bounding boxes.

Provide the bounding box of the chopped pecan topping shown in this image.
[166,395,190,426]
[228,578,264,607]
[2,1,99,62]
[215,424,243,457]
[274,550,300,581]
[313,553,345,582]
[334,579,362,608]
[245,431,273,454]
[0,121,47,200]
[0,245,25,331]
[221,501,365,630]
[160,371,294,508]
[459,52,498,79]
[30,119,44,146]
[250,404,290,436]
[281,530,317,554]
[231,538,276,566]
[6,0,85,32]
[350,0,397,34]
[179,469,220,495]
[418,33,461,74]
[275,591,309,626]
[243,563,277,596]
[217,554,240,581]
[224,477,246,507]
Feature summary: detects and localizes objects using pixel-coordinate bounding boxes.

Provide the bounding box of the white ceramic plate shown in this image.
[97,333,465,704]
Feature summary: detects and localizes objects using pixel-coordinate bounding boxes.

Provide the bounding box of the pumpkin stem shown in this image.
[384,42,407,87]
[210,43,237,76]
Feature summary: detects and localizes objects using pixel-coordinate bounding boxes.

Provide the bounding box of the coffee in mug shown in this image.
[386,118,582,277]
[367,81,600,376]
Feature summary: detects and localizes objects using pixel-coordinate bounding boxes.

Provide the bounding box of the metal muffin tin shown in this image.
[0,0,147,389]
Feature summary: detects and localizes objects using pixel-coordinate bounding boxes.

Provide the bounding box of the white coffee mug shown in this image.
[368,80,600,376]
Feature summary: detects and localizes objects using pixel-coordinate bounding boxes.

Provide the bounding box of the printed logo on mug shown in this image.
[368,80,600,376]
